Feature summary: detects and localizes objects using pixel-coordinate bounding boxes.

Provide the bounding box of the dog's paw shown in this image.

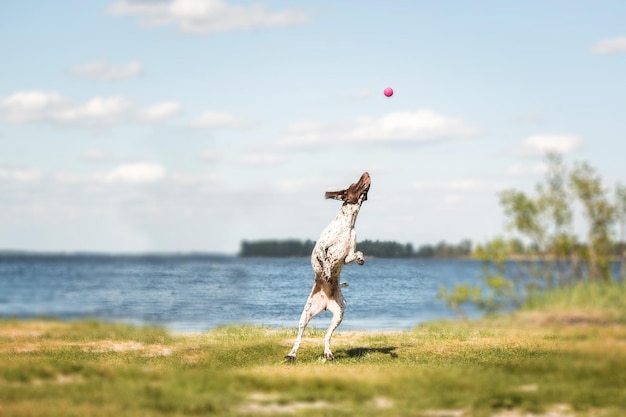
[356,252,365,265]
[284,354,296,362]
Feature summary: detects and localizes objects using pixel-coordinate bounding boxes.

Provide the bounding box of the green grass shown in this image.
[523,280,626,322]
[1,302,626,416]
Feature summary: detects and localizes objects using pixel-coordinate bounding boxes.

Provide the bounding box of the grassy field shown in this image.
[1,283,625,417]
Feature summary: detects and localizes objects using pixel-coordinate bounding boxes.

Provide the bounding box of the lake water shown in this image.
[0,255,483,332]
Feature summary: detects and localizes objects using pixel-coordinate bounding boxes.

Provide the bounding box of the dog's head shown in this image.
[324,172,371,204]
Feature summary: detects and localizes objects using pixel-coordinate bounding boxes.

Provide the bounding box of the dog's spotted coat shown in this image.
[286,172,371,361]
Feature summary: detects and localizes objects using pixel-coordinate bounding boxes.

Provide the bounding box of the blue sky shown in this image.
[1,1,625,254]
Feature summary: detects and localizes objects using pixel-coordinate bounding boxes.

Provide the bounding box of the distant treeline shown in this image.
[239,239,473,258]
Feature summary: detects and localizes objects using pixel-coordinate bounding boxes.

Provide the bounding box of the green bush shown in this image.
[440,153,626,317]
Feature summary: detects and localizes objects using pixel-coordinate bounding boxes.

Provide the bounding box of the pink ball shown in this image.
[384,87,394,97]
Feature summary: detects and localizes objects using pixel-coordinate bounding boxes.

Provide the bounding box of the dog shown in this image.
[285,172,371,361]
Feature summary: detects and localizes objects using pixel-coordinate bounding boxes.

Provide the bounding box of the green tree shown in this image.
[570,162,616,281]
[439,153,623,316]
[239,239,315,257]
[438,237,529,318]
[615,183,626,279]
[358,240,414,257]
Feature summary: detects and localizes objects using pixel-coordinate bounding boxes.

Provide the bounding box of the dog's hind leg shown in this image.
[312,246,335,282]
[285,286,326,361]
[323,294,346,361]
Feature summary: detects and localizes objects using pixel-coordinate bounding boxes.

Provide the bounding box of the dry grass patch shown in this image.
[0,320,62,338]
[239,392,336,415]
[491,403,574,417]
[79,340,173,356]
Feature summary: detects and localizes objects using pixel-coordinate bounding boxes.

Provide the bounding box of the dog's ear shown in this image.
[325,189,347,200]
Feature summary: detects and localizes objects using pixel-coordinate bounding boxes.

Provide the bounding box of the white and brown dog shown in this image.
[286,172,371,361]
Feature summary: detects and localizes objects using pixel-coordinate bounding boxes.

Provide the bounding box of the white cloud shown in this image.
[507,162,548,176]
[85,149,109,161]
[169,172,218,185]
[55,162,166,184]
[168,172,214,185]
[515,134,584,156]
[200,149,219,162]
[590,37,626,54]
[0,91,131,126]
[447,179,480,190]
[275,177,326,193]
[72,60,143,80]
[138,101,181,122]
[238,153,285,166]
[44,164,221,188]
[55,96,134,126]
[512,111,545,124]
[191,111,254,129]
[0,91,179,127]
[0,91,67,123]
[99,162,166,184]
[412,179,494,191]
[107,0,309,34]
[278,109,482,149]
[353,89,372,100]
[441,194,462,207]
[0,168,42,182]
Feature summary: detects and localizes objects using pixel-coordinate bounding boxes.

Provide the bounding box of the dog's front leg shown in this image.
[343,229,364,266]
